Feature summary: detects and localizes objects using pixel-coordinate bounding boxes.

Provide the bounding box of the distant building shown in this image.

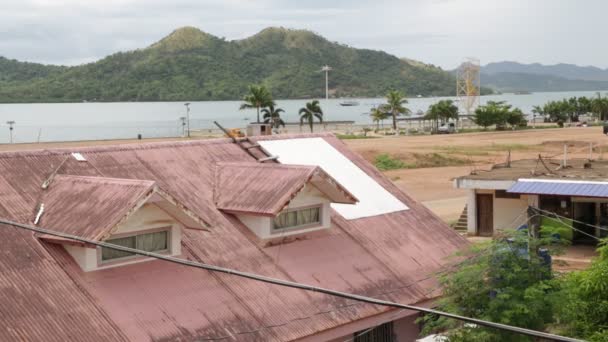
[455,158,608,243]
[0,133,466,341]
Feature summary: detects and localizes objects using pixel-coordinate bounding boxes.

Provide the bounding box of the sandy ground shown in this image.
[344,126,608,222]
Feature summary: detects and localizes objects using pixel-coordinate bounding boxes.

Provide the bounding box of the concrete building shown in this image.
[455,158,608,243]
[0,133,466,341]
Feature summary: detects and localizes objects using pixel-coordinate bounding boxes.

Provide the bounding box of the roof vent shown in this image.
[71,153,86,162]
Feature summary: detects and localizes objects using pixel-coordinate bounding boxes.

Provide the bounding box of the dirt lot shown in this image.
[2,127,607,222]
[344,127,608,222]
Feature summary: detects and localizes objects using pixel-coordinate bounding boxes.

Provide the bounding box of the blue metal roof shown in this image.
[508,179,608,197]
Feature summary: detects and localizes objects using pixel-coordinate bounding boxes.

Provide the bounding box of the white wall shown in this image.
[466,189,530,235]
[236,184,332,239]
[494,196,529,230]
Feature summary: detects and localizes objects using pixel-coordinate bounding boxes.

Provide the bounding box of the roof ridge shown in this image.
[53,174,156,186]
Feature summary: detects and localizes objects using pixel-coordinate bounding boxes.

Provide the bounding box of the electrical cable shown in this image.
[0,218,583,342]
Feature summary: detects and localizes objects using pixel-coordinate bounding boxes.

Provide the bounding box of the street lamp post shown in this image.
[320,65,332,100]
[184,103,191,138]
[6,121,15,144]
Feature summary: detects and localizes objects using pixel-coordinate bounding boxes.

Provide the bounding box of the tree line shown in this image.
[532,93,608,123]
[239,84,323,133]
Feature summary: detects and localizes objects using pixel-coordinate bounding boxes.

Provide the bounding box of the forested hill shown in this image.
[0,26,458,102]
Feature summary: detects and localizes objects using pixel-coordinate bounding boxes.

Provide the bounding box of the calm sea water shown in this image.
[1,90,606,143]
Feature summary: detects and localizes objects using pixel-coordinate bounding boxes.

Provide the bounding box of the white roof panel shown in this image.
[259,138,409,220]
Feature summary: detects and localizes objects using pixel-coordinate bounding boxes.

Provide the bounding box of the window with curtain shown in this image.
[101,230,169,262]
[273,206,321,230]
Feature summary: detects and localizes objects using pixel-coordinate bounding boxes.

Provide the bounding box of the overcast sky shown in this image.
[1,0,606,69]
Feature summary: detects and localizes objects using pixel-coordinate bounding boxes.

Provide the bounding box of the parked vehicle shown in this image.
[437,122,456,134]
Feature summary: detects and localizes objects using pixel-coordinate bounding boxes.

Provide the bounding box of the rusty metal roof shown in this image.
[0,133,467,341]
[37,175,155,240]
[214,162,357,216]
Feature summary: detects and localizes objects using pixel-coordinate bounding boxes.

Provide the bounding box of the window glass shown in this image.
[101,230,169,262]
[274,207,321,230]
[137,231,168,252]
[102,236,136,261]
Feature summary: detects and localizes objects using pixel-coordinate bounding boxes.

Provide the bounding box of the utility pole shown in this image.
[184,103,191,138]
[6,121,15,144]
[320,65,332,100]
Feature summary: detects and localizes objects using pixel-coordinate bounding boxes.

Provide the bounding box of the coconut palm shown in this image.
[369,107,389,130]
[239,85,274,123]
[426,99,459,132]
[299,100,323,133]
[262,105,286,129]
[384,90,411,130]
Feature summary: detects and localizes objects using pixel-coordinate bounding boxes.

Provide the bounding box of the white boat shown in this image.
[339,100,360,106]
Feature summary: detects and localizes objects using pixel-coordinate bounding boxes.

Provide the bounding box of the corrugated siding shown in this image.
[508,180,608,197]
[215,163,316,215]
[0,136,468,341]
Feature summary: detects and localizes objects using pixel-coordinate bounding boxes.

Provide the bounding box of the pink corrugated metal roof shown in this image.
[214,162,356,216]
[37,175,155,240]
[0,134,468,341]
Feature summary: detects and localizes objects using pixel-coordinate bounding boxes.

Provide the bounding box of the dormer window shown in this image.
[273,206,321,232]
[34,175,208,272]
[101,229,170,263]
[214,162,357,240]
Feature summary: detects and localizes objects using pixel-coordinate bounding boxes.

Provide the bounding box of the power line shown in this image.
[534,207,608,233]
[0,218,583,342]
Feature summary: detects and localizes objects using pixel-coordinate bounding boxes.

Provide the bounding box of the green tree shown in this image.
[383,90,411,130]
[473,101,505,129]
[262,104,285,129]
[553,239,608,341]
[592,93,608,120]
[239,84,274,123]
[369,107,389,130]
[506,108,526,128]
[426,99,459,132]
[299,100,323,133]
[421,233,557,341]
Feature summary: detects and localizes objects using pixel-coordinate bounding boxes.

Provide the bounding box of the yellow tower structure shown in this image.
[456,58,480,115]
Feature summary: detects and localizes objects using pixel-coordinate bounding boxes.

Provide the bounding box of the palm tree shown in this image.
[384,90,411,130]
[239,85,274,123]
[369,107,389,130]
[592,92,608,121]
[299,100,323,133]
[426,99,459,132]
[262,105,286,129]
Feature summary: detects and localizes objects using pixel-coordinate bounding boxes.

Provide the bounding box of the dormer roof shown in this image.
[36,175,206,242]
[214,162,357,216]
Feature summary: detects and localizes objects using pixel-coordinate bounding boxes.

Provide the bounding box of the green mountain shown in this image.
[0,27,460,103]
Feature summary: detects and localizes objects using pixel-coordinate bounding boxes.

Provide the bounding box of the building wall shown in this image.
[493,195,529,230]
[467,189,529,234]
[236,184,332,239]
[323,313,420,342]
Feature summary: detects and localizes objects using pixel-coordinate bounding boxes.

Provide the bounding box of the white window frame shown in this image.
[97,227,172,266]
[271,205,323,234]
